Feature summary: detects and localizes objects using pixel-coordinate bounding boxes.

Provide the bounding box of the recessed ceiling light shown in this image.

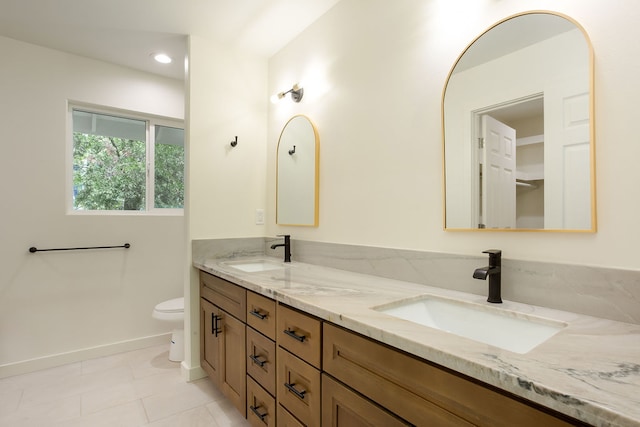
[152,53,172,64]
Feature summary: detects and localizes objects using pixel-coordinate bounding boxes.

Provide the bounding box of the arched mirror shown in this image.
[276,115,319,226]
[443,11,595,231]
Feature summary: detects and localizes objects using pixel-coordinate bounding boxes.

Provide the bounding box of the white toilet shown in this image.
[152,297,184,362]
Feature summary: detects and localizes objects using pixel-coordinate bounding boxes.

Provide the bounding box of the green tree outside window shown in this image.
[72,109,184,211]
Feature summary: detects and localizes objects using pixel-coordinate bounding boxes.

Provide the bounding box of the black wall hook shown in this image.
[288,145,296,155]
[230,136,238,147]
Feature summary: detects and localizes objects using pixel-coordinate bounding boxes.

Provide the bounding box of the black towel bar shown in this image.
[28,243,131,253]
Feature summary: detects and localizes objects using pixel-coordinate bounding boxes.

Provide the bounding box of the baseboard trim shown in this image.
[0,333,172,379]
[181,361,206,381]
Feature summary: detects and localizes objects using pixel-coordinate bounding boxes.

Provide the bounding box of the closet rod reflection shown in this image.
[29,243,131,253]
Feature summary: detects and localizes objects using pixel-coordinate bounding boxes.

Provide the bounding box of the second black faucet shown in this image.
[270,234,291,263]
[473,249,502,303]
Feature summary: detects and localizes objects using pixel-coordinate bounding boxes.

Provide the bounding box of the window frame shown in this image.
[67,102,185,216]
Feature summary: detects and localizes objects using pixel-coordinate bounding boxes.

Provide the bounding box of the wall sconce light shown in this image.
[271,83,304,103]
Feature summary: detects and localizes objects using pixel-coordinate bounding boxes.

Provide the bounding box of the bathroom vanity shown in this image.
[196,257,640,427]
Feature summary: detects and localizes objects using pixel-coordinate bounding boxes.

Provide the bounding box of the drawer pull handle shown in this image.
[212,314,222,337]
[249,309,267,320]
[211,313,216,335]
[284,382,307,399]
[250,354,267,367]
[250,404,268,421]
[284,329,306,342]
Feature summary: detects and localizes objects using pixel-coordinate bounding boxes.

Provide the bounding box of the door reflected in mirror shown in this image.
[443,12,595,231]
[276,115,319,226]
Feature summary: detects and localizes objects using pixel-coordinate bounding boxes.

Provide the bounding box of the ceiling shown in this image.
[0,0,342,80]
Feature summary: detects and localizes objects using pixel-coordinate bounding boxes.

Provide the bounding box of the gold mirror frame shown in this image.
[442,11,596,232]
[276,115,320,227]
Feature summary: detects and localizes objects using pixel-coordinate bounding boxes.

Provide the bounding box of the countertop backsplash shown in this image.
[192,237,640,325]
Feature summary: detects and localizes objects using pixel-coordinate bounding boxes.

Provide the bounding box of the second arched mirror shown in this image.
[276,115,319,226]
[443,11,595,231]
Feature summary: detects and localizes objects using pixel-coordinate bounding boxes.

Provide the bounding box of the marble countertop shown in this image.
[195,257,640,427]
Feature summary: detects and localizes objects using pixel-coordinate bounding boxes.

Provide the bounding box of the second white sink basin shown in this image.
[225,260,286,273]
[374,295,566,354]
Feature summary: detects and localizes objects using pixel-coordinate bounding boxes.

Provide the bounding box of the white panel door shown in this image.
[544,78,591,229]
[481,115,516,229]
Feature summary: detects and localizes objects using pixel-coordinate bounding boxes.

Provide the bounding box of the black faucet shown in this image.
[473,249,502,303]
[270,235,291,263]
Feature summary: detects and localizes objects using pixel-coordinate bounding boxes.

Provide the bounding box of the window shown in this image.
[70,107,184,213]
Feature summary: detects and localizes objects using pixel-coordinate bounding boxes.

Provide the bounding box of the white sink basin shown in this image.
[225,260,286,273]
[374,295,566,354]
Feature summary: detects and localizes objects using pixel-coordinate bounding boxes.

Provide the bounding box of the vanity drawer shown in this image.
[277,304,322,369]
[247,376,276,427]
[323,323,577,427]
[247,326,276,396]
[200,271,246,322]
[322,373,410,427]
[277,347,321,427]
[277,405,305,427]
[247,291,276,340]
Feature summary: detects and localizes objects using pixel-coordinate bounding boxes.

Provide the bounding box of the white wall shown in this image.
[266,0,640,270]
[184,35,268,377]
[0,36,185,375]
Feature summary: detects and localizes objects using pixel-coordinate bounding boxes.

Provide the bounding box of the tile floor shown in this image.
[0,344,250,426]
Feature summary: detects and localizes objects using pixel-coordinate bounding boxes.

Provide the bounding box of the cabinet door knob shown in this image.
[284,328,306,342]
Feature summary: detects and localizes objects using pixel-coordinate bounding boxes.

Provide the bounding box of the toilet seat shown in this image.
[152,297,184,322]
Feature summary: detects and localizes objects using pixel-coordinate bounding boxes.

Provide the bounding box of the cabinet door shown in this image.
[322,374,409,427]
[201,298,221,386]
[220,311,247,415]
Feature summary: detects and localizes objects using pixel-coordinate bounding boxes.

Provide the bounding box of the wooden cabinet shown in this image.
[323,323,583,427]
[321,374,408,427]
[198,268,584,427]
[200,271,247,415]
[277,304,323,427]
